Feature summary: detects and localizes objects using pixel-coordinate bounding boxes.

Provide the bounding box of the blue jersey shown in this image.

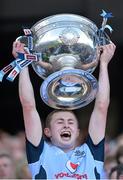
[26,135,104,179]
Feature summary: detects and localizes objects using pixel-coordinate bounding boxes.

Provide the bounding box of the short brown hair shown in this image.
[45,109,79,128]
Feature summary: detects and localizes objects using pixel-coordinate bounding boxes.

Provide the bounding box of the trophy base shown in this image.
[40,69,98,110]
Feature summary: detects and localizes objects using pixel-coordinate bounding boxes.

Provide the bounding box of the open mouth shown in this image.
[60,131,71,139]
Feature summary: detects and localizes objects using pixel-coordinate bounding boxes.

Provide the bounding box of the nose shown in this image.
[63,120,69,128]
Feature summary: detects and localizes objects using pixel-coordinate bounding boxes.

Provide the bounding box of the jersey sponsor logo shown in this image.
[55,172,88,179]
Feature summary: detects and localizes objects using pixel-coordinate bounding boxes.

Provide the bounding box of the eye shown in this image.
[68,121,74,125]
[57,120,63,124]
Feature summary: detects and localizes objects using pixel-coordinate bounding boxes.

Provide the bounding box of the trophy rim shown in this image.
[31,13,98,33]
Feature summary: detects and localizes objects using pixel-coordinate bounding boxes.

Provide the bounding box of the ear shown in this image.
[44,127,51,138]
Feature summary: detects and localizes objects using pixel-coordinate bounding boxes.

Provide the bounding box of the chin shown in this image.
[59,142,75,151]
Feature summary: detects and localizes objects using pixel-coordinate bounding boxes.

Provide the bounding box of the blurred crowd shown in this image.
[1,129,123,179]
[0,130,31,179]
[103,133,123,179]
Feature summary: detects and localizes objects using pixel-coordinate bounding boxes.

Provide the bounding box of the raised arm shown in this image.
[12,41,42,146]
[88,42,116,144]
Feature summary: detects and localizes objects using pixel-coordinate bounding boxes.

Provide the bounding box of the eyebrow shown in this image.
[56,118,74,122]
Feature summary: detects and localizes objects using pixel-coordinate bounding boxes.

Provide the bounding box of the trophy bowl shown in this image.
[18,13,111,109]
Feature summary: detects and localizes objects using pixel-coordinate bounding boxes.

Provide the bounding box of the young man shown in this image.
[12,41,116,179]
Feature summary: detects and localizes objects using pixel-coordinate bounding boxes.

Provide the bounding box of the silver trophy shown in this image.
[0,11,113,110]
[31,14,100,110]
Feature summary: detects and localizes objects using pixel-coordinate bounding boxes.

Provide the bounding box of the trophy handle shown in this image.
[97,30,111,46]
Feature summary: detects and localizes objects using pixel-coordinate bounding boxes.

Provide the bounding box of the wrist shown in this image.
[100,61,108,69]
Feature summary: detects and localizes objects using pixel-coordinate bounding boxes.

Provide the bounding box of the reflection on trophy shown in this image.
[0,11,113,110]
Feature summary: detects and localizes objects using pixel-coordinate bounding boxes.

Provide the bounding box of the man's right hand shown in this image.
[12,41,26,58]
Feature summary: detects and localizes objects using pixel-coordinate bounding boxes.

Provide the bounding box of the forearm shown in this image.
[19,67,36,108]
[95,62,110,111]
[93,42,116,111]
